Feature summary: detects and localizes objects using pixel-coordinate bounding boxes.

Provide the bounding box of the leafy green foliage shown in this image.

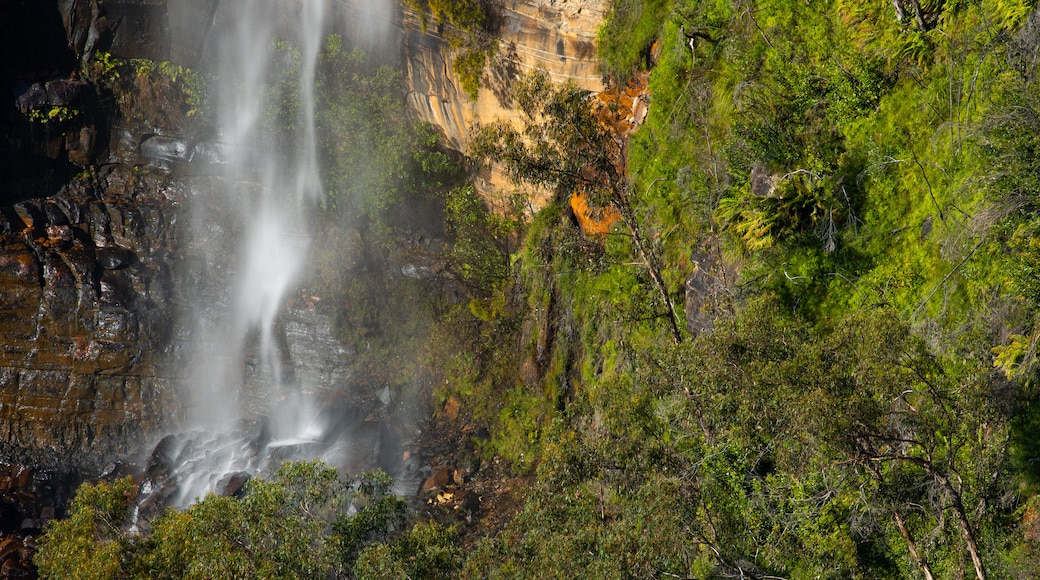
[328,0,1040,575]
[355,521,462,579]
[265,35,461,226]
[39,1,1040,577]
[35,462,407,579]
[598,0,674,79]
[27,105,82,124]
[82,50,207,132]
[471,70,624,204]
[443,185,513,297]
[467,296,1022,577]
[35,477,136,580]
[472,69,686,342]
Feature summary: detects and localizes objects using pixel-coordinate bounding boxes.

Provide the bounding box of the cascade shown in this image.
[160,0,370,506]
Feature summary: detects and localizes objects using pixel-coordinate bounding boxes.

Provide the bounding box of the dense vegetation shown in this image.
[35,461,460,579]
[35,0,1040,578]
[458,0,1040,576]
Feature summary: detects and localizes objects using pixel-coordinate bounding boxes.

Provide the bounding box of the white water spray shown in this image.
[211,0,325,420]
[175,0,331,504]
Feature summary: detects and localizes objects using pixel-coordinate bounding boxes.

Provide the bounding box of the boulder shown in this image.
[147,434,180,478]
[216,471,250,498]
[422,467,451,492]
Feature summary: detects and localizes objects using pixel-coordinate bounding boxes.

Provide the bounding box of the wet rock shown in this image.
[44,79,87,108]
[13,85,47,117]
[102,1,172,60]
[188,139,225,166]
[59,0,103,61]
[216,471,250,498]
[99,462,119,480]
[140,135,191,170]
[400,264,430,278]
[45,225,74,248]
[11,202,43,232]
[147,434,180,478]
[278,306,355,405]
[106,204,143,250]
[268,441,327,464]
[97,246,136,270]
[105,124,140,165]
[17,520,38,533]
[14,79,88,117]
[247,418,272,457]
[0,469,32,494]
[41,202,69,226]
[136,479,179,522]
[19,536,36,563]
[0,245,40,284]
[99,270,135,306]
[59,0,173,63]
[0,559,30,578]
[0,539,20,564]
[67,125,99,167]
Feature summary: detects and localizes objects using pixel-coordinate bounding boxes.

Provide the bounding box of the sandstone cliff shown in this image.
[397,0,608,150]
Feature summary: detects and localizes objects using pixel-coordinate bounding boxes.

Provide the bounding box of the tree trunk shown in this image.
[908,0,930,31]
[949,486,986,580]
[893,511,935,580]
[930,470,986,580]
[616,188,684,345]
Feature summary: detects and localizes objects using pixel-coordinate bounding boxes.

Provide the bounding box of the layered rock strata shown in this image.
[0,169,183,474]
[399,0,609,150]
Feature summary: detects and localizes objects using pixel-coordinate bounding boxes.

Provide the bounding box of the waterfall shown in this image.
[201,0,326,424]
[173,0,331,505]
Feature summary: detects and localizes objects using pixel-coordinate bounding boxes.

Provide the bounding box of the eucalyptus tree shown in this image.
[470,70,684,343]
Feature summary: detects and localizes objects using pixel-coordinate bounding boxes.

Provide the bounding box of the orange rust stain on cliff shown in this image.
[569,191,620,236]
[569,72,650,237]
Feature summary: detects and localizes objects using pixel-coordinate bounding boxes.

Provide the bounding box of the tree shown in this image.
[470,70,685,343]
[35,461,407,579]
[35,477,136,580]
[802,314,1006,580]
[354,521,462,579]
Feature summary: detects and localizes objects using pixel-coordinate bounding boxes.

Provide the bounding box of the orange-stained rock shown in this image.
[569,191,621,236]
[423,467,452,491]
[444,395,461,420]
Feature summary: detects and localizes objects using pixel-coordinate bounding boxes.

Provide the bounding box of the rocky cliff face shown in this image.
[0,0,201,478]
[0,0,609,531]
[397,0,609,150]
[336,0,609,208]
[405,0,608,209]
[0,170,183,473]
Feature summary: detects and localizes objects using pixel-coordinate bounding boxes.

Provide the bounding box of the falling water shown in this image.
[172,0,332,504]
